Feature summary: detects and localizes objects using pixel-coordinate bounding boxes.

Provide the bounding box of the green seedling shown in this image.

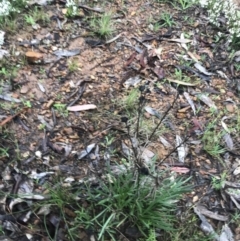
[122,88,139,113]
[160,12,175,27]
[174,68,191,82]
[234,63,240,72]
[53,103,68,117]
[176,0,194,9]
[38,123,46,130]
[211,172,227,190]
[202,119,225,159]
[25,15,35,25]
[90,12,115,38]
[0,147,9,158]
[68,59,79,72]
[22,100,32,108]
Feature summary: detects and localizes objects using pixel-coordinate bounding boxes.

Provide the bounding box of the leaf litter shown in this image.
[0,0,240,240]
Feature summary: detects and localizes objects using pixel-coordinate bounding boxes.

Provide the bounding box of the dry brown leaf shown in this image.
[67,104,97,111]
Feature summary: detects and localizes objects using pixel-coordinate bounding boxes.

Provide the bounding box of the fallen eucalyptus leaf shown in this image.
[0,49,9,59]
[176,135,185,163]
[194,62,213,76]
[180,33,188,51]
[184,92,196,115]
[219,224,234,241]
[226,188,240,200]
[167,78,199,86]
[194,206,219,240]
[198,94,217,111]
[159,136,173,148]
[195,204,228,221]
[162,38,192,43]
[0,94,21,103]
[67,104,97,111]
[170,166,190,173]
[223,133,233,150]
[221,116,230,133]
[124,76,142,88]
[37,82,45,92]
[28,170,54,179]
[78,143,96,159]
[53,49,80,57]
[145,106,161,118]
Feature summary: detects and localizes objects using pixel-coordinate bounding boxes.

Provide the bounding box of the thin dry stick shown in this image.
[148,93,179,142]
[157,135,190,166]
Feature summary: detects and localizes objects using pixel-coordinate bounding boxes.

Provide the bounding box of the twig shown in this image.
[157,135,191,166]
[0,108,28,127]
[148,93,179,141]
[78,4,104,13]
[67,83,86,107]
[105,33,123,44]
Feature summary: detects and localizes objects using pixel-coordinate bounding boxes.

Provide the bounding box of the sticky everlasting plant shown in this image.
[198,0,240,45]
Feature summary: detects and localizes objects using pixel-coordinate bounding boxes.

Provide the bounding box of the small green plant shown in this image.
[234,63,240,72]
[202,119,225,159]
[146,228,157,241]
[159,12,175,27]
[0,147,9,158]
[40,182,75,240]
[53,103,68,117]
[176,0,194,9]
[38,123,46,130]
[90,12,115,38]
[211,172,227,190]
[68,59,79,72]
[25,15,36,25]
[122,88,139,113]
[72,169,190,240]
[174,68,191,82]
[22,100,32,108]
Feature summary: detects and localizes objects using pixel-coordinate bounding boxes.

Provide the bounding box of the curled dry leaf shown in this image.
[67,104,97,111]
[226,188,240,200]
[78,143,96,159]
[28,170,54,179]
[0,94,21,103]
[37,83,45,92]
[219,224,234,241]
[183,92,196,115]
[187,51,201,63]
[145,106,161,118]
[194,62,213,76]
[194,206,219,239]
[195,204,228,221]
[223,133,234,150]
[198,94,217,111]
[180,33,188,51]
[0,49,9,59]
[124,76,142,88]
[53,49,81,57]
[221,116,230,133]
[176,135,186,163]
[159,136,173,148]
[162,38,192,43]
